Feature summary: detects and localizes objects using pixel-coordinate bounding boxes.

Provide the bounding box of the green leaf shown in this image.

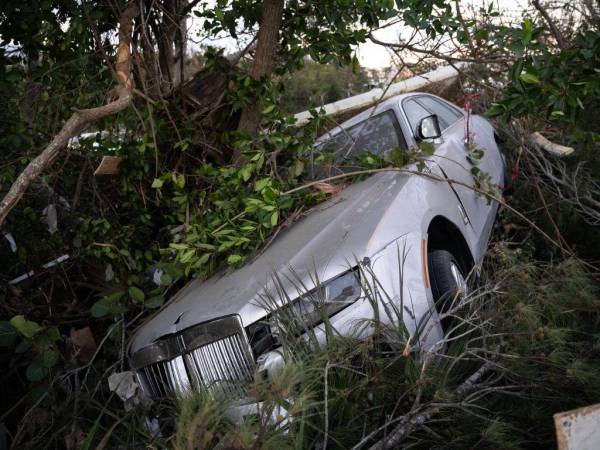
[292,159,304,177]
[262,104,276,114]
[351,54,360,74]
[255,178,272,192]
[180,249,196,263]
[90,300,110,318]
[271,210,279,227]
[91,294,126,318]
[26,360,48,382]
[174,173,186,189]
[521,18,533,45]
[160,272,173,285]
[151,178,164,188]
[519,72,540,85]
[145,295,165,309]
[10,315,43,339]
[227,254,243,265]
[239,164,253,181]
[0,321,18,347]
[42,348,58,368]
[46,326,61,342]
[485,103,506,118]
[128,286,145,303]
[195,253,211,267]
[263,187,278,203]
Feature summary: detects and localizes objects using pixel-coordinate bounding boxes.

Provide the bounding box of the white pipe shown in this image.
[293,63,468,126]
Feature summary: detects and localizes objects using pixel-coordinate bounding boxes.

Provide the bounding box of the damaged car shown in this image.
[127,92,505,405]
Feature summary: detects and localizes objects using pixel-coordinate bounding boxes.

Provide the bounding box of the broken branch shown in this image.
[529,132,574,157]
[0,2,139,228]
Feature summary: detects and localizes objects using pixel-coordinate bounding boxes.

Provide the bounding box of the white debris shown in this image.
[42,204,58,234]
[105,264,114,282]
[108,371,138,402]
[108,371,152,410]
[43,254,70,269]
[2,231,17,252]
[152,268,164,286]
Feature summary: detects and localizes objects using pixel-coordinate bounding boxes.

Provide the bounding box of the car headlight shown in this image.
[269,269,361,336]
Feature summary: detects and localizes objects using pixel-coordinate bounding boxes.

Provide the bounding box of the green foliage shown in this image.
[10,315,43,338]
[2,316,61,382]
[488,24,600,137]
[278,61,382,114]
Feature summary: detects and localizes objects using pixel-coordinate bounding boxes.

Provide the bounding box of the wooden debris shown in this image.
[94,155,123,175]
[530,132,574,157]
[312,181,344,195]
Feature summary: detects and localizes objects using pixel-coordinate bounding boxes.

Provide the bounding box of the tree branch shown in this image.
[0,2,139,228]
[368,34,509,64]
[365,363,494,450]
[532,0,568,51]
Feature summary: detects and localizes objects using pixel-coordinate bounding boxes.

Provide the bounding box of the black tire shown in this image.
[428,249,467,331]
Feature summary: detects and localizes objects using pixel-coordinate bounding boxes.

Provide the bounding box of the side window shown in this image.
[403,99,434,135]
[416,96,463,130]
[313,111,407,177]
[347,110,406,158]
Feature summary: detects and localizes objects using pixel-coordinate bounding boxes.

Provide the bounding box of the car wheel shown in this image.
[428,249,468,332]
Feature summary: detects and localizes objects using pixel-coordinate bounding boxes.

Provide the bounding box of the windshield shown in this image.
[311,110,407,179]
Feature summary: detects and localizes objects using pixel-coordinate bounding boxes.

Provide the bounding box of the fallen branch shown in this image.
[365,362,494,450]
[0,2,139,228]
[529,132,574,158]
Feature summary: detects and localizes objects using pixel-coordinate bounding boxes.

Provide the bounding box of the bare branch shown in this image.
[532,0,568,51]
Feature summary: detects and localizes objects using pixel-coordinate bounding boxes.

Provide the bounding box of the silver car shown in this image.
[127,92,505,402]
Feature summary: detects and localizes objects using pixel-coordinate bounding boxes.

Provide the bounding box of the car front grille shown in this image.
[130,315,255,400]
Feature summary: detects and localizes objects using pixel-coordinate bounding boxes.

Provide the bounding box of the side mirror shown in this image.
[417,114,442,140]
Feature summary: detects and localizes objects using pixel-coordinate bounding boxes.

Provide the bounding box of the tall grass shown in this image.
[169,243,600,449]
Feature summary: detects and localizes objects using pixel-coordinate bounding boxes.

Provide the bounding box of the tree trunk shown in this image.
[0,2,139,229]
[235,0,284,159]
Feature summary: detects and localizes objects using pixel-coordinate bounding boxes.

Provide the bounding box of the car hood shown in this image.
[130,171,409,353]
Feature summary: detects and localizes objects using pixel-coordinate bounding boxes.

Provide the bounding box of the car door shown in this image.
[401,95,494,239]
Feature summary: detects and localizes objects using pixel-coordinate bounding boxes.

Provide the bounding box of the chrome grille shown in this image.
[130,316,255,399]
